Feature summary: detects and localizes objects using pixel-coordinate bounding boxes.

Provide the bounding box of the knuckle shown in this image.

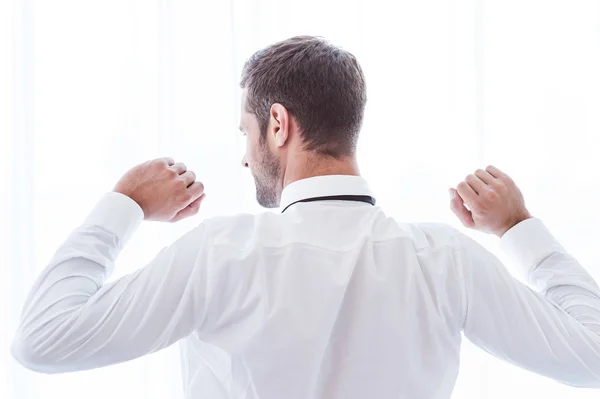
[179,192,192,203]
[147,160,159,171]
[485,190,498,201]
[495,182,508,192]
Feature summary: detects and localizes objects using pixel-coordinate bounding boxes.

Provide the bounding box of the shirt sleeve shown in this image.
[11,192,213,373]
[458,218,600,388]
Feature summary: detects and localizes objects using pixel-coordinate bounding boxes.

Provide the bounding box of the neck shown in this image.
[281,153,360,189]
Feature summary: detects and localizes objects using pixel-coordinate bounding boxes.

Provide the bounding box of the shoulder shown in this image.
[367,210,470,256]
[403,222,466,252]
[200,211,283,248]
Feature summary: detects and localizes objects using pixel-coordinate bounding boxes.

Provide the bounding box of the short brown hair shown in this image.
[240,36,367,158]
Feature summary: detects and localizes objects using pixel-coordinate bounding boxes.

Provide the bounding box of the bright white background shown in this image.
[1,0,600,398]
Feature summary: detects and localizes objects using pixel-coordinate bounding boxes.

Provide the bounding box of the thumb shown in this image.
[449,188,474,228]
[170,194,205,223]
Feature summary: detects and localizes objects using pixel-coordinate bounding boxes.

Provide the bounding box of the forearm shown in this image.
[12,157,208,373]
[12,193,144,372]
[501,218,600,335]
[461,220,600,387]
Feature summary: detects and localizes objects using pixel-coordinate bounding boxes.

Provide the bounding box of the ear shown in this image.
[269,103,290,148]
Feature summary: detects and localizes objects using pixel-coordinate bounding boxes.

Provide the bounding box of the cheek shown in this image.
[245,137,259,166]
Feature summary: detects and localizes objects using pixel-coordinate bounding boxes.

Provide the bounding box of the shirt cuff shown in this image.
[83,192,144,248]
[499,218,565,280]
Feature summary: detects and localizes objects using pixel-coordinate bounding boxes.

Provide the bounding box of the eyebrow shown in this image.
[239,126,244,132]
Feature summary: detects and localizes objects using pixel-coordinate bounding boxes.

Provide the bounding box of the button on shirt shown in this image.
[11,175,600,398]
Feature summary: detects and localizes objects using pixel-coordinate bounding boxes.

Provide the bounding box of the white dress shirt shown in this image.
[11,175,600,398]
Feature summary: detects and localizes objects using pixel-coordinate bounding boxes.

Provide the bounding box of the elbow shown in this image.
[572,377,600,389]
[559,370,600,389]
[11,333,63,374]
[563,379,600,390]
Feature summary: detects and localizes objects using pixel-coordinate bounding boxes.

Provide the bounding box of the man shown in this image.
[11,36,600,398]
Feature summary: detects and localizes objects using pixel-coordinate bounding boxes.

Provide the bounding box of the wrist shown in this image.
[85,192,145,248]
[112,189,145,219]
[498,211,533,238]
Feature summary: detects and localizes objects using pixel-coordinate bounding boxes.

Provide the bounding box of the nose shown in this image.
[241,155,248,168]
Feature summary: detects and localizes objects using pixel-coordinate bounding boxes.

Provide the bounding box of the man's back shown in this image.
[184,201,463,398]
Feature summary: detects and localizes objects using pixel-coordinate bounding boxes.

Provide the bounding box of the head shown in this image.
[239,36,367,208]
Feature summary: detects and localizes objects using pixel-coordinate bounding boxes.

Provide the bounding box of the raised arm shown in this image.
[450,166,600,387]
[11,158,208,373]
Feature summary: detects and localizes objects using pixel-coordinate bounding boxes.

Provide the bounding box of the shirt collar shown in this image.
[279,175,375,211]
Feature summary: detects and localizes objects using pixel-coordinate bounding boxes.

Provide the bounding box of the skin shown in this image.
[113,157,205,223]
[449,165,532,237]
[114,91,531,236]
[238,89,360,208]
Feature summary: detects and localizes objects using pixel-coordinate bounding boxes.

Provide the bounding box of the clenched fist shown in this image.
[449,165,532,237]
[113,157,205,223]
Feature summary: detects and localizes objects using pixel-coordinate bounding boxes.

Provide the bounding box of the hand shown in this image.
[113,157,205,223]
[449,165,532,237]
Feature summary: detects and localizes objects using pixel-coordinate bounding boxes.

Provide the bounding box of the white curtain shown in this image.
[1,0,600,398]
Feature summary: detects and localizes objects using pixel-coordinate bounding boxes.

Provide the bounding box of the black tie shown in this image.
[281,195,376,213]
